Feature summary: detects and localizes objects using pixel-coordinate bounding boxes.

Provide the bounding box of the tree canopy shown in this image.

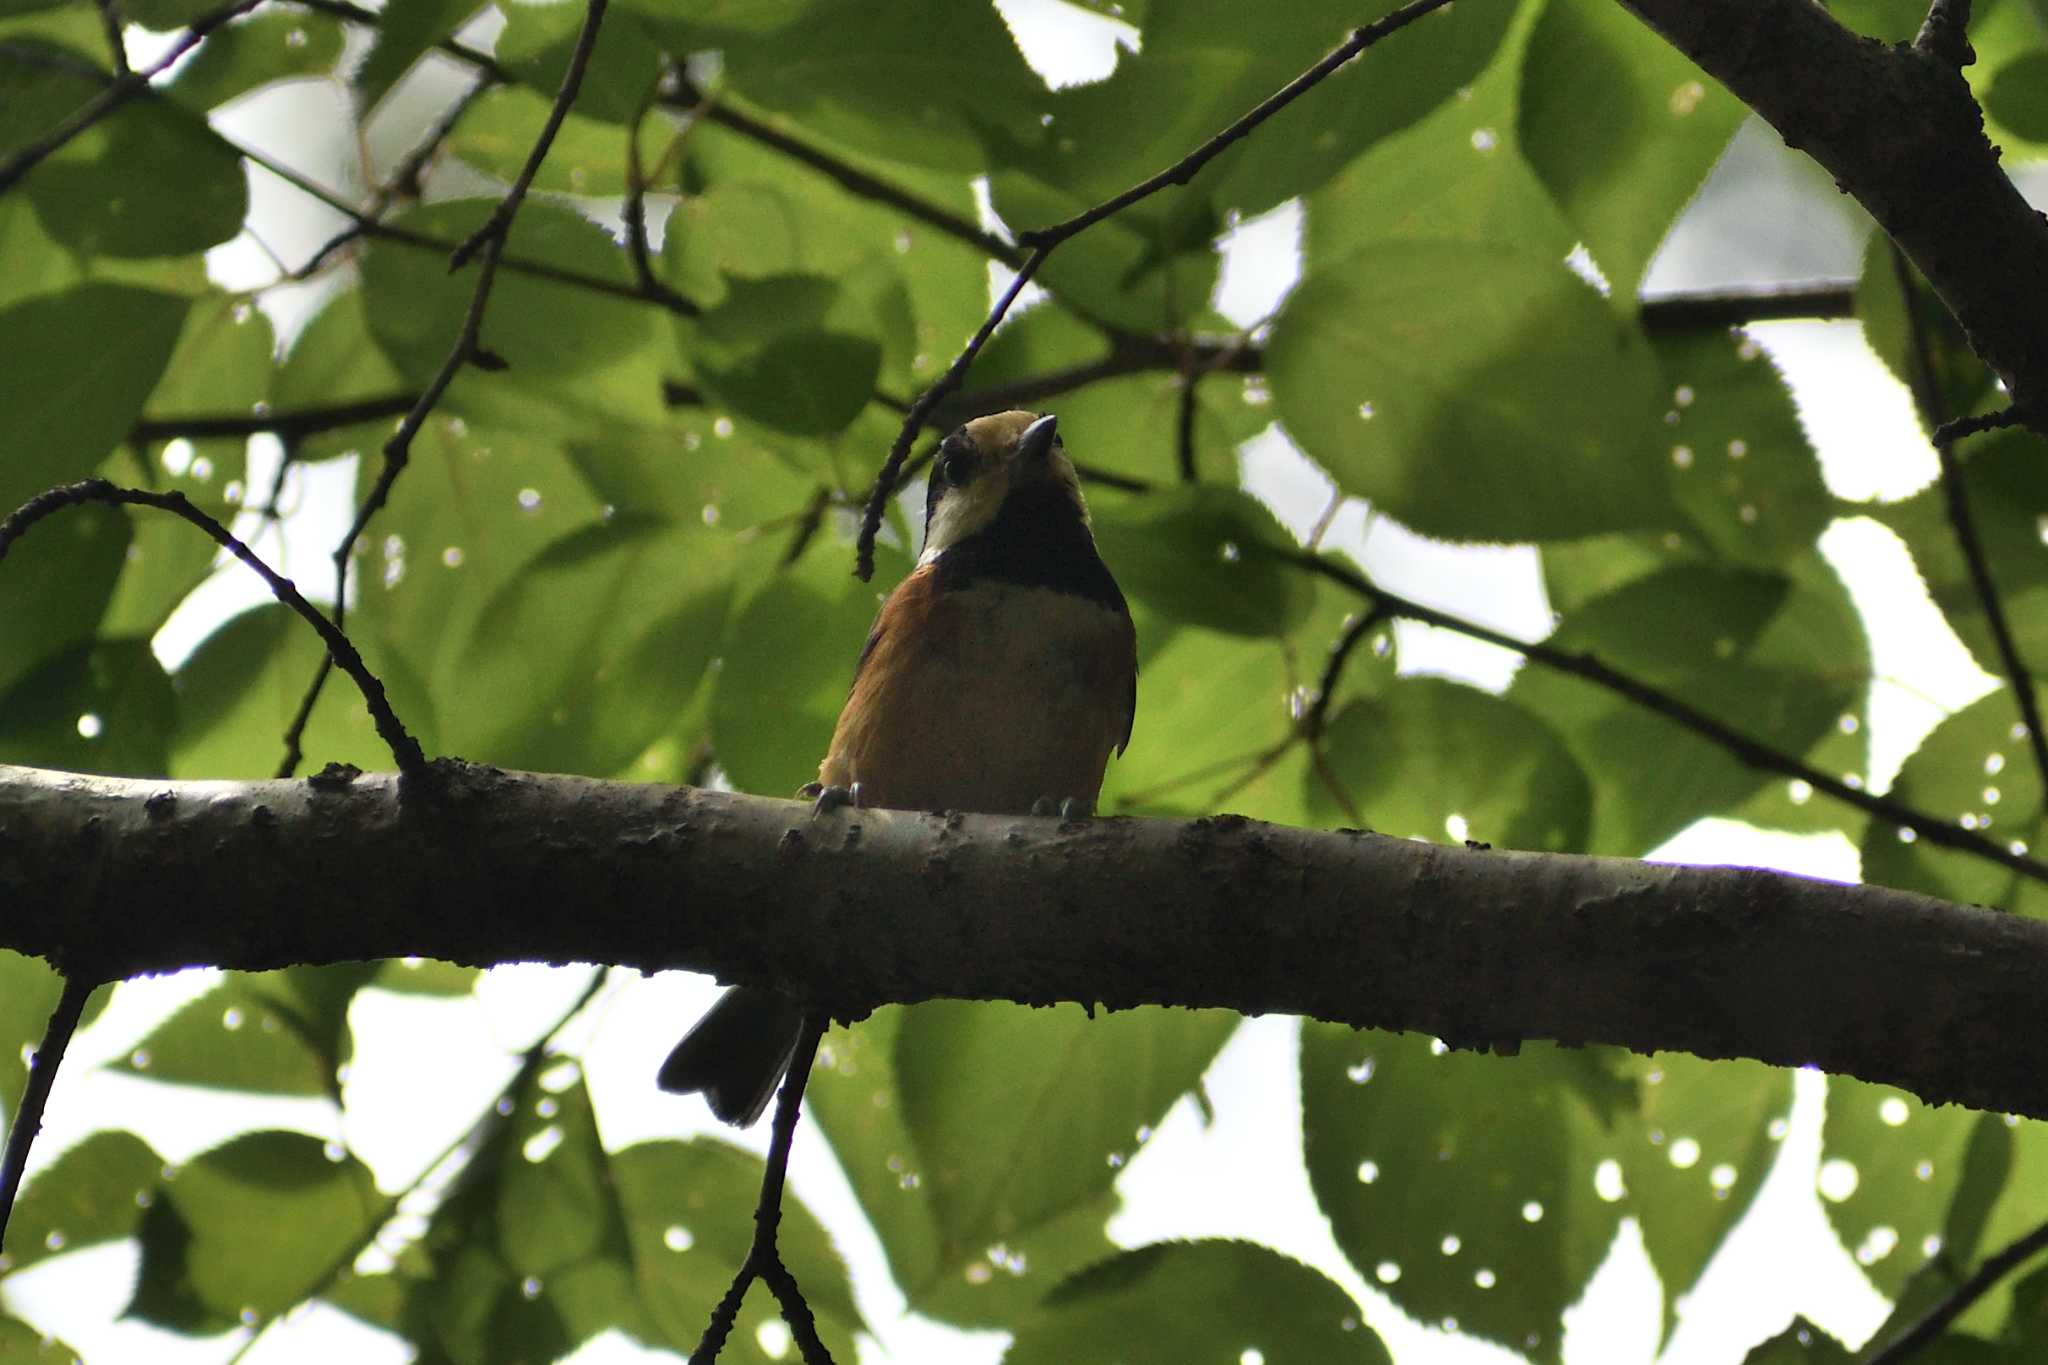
[4,0,2048,1361]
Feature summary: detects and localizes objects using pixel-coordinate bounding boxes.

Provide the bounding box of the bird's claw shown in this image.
[808,782,857,816]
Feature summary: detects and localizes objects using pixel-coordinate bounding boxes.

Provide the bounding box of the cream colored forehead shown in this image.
[961,410,1042,452]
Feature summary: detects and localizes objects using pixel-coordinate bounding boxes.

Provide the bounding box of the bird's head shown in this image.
[919,411,1089,566]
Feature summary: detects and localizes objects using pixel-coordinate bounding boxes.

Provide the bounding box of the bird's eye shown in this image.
[936,448,977,486]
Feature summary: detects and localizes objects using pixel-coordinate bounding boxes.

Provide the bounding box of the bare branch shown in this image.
[1289,548,2048,886]
[8,762,2048,1121]
[0,481,425,773]
[855,0,1457,577]
[0,975,94,1258]
[1865,1217,2048,1363]
[1888,243,2048,801]
[0,0,263,195]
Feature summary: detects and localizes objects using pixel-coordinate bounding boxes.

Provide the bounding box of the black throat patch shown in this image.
[930,483,1127,614]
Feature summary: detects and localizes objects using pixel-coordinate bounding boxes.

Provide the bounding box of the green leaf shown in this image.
[1005,1240,1391,1365]
[717,2,1044,170]
[0,1316,74,1361]
[160,1131,380,1317]
[1986,52,2048,141]
[1854,231,1998,423]
[0,499,128,695]
[710,539,908,796]
[899,1002,1236,1289]
[1306,19,1574,269]
[447,85,662,197]
[612,1138,864,1357]
[273,285,410,455]
[1092,487,1314,637]
[1867,425,2048,675]
[360,200,656,390]
[1311,677,1592,852]
[4,1130,164,1275]
[1507,558,1867,855]
[687,273,883,437]
[494,0,663,124]
[1742,1318,1854,1363]
[1626,1054,1793,1341]
[371,959,480,996]
[0,951,62,1124]
[1657,328,1831,566]
[1860,686,2048,915]
[1818,1078,1992,1299]
[0,637,175,778]
[1269,240,1671,542]
[452,515,734,775]
[1519,0,1743,302]
[170,603,420,780]
[804,1008,1122,1328]
[1302,1026,1622,1362]
[991,172,1221,334]
[352,0,479,109]
[167,8,345,109]
[32,90,246,258]
[0,283,188,509]
[113,974,343,1096]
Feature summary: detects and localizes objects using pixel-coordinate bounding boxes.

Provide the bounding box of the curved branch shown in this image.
[0,481,425,773]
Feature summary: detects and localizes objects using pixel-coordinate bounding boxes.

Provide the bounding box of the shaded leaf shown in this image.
[1005,1240,1391,1364]
[1311,677,1591,852]
[4,1130,163,1275]
[1092,487,1314,637]
[1269,240,1671,542]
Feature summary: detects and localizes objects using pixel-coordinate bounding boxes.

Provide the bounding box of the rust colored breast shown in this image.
[818,566,1135,815]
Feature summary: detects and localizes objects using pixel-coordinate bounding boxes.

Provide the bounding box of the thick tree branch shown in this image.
[1617,0,2048,427]
[5,762,2048,1123]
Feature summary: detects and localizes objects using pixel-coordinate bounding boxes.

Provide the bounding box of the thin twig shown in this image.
[1289,549,2048,886]
[1865,1218,2048,1364]
[1016,0,1455,248]
[0,0,263,194]
[1889,243,2048,799]
[1932,407,2027,446]
[288,0,610,768]
[670,77,1022,267]
[94,0,130,77]
[1637,283,1856,332]
[622,89,694,312]
[854,0,1455,578]
[0,480,425,773]
[131,393,417,445]
[853,252,1050,578]
[448,0,611,271]
[0,975,94,1256]
[1176,372,1200,483]
[688,1017,832,1365]
[1303,609,1387,741]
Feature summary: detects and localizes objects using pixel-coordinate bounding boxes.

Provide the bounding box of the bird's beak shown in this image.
[1017,414,1059,466]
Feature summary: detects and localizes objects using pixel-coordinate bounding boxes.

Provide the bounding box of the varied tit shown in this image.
[658,410,1137,1125]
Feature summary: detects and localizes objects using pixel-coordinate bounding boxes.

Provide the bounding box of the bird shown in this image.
[658,410,1137,1125]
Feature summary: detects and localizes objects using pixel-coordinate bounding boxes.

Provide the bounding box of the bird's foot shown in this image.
[804,782,858,816]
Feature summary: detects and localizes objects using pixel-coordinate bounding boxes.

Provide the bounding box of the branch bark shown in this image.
[1617,0,2048,424]
[5,761,2046,1122]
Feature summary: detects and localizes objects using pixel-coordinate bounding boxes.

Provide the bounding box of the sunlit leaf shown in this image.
[4,1130,164,1275]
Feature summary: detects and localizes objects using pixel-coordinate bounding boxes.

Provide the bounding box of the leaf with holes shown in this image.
[1302,1025,1623,1362]
[1860,686,2048,916]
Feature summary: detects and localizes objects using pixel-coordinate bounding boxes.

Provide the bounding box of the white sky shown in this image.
[7,1,2032,1362]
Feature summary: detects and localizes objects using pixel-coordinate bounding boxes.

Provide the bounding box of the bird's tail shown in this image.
[657,986,807,1126]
